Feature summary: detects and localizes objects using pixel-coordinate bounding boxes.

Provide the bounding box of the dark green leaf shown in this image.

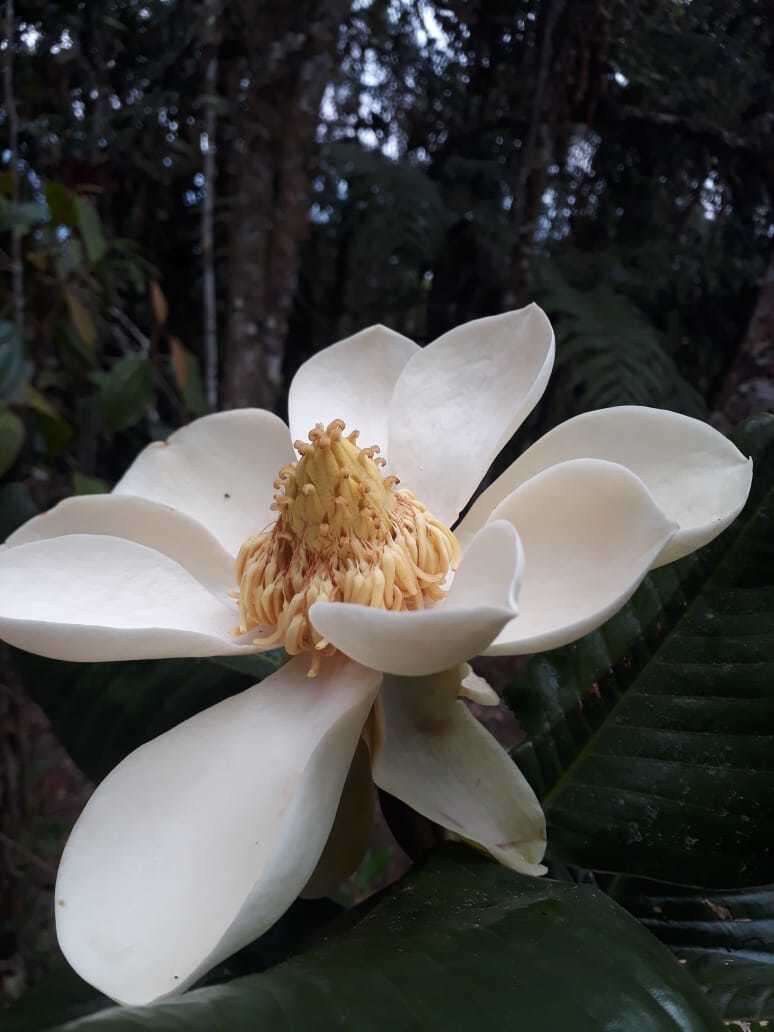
[0,406,26,476]
[210,652,284,679]
[0,197,48,232]
[3,898,345,1032]
[3,967,109,1032]
[12,848,724,1031]
[45,182,78,227]
[169,337,207,415]
[511,415,774,887]
[0,319,30,402]
[0,481,37,539]
[95,355,153,434]
[75,197,108,265]
[72,471,109,495]
[611,877,774,1023]
[65,290,98,353]
[25,386,73,455]
[56,238,85,279]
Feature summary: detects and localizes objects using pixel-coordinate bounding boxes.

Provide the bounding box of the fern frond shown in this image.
[532,258,707,426]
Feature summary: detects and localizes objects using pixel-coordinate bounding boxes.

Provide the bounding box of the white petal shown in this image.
[485,459,677,656]
[114,409,295,556]
[289,325,418,457]
[309,521,523,677]
[388,305,555,525]
[0,534,254,661]
[460,663,499,706]
[6,495,235,603]
[373,668,546,875]
[458,406,752,565]
[56,656,380,1004]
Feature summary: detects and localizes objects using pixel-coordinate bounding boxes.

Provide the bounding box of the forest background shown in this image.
[1,1,773,1028]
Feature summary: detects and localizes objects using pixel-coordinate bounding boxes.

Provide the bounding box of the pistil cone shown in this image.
[236,419,460,674]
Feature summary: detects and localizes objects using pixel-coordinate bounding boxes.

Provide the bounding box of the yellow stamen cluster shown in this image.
[236,419,460,675]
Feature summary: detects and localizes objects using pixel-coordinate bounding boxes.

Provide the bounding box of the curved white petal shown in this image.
[460,663,499,706]
[310,521,523,677]
[485,459,677,656]
[388,305,555,525]
[0,534,255,661]
[289,325,418,458]
[114,409,295,556]
[5,495,235,603]
[373,668,546,875]
[56,656,380,1005]
[458,406,752,565]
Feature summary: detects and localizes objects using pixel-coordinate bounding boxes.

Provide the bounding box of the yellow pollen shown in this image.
[235,418,460,675]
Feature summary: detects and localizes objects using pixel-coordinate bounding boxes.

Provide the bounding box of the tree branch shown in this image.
[511,0,567,246]
[595,100,774,158]
[3,0,24,339]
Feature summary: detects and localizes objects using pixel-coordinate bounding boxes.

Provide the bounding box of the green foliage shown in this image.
[0,176,208,495]
[71,472,109,495]
[44,182,78,227]
[74,198,108,267]
[310,142,450,334]
[4,968,110,1032]
[0,406,26,476]
[0,320,29,402]
[169,338,207,417]
[532,257,707,425]
[0,481,37,539]
[25,387,73,456]
[6,848,723,1032]
[507,416,774,888]
[0,196,48,233]
[92,355,154,435]
[610,879,774,1025]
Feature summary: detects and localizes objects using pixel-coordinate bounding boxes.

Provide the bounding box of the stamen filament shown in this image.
[236,419,460,674]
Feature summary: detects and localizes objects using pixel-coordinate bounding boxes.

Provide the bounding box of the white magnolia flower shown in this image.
[0,306,752,1006]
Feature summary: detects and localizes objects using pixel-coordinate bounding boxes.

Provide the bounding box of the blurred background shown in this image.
[1,0,772,1008]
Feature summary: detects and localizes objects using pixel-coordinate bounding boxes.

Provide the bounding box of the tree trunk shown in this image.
[202,0,220,410]
[506,0,566,309]
[222,3,347,411]
[4,0,24,340]
[713,251,774,429]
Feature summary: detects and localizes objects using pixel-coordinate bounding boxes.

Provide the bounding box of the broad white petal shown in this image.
[373,668,546,875]
[458,406,752,564]
[114,409,295,556]
[6,495,235,603]
[485,459,677,655]
[56,656,380,1004]
[310,521,523,677]
[388,306,555,525]
[0,534,254,661]
[289,325,418,457]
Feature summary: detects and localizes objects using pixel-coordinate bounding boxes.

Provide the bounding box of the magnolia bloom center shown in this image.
[235,419,460,674]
